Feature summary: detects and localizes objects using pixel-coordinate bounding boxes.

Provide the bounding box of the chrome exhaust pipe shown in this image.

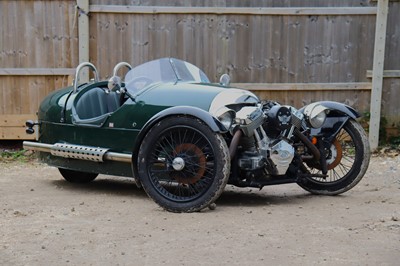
[23,141,132,163]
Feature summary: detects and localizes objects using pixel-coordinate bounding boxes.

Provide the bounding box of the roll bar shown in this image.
[112,62,132,77]
[73,62,100,93]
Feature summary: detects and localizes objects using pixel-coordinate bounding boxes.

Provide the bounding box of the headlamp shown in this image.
[214,107,235,130]
[304,103,328,128]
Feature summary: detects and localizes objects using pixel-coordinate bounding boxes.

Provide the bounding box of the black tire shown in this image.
[58,168,98,183]
[297,119,370,195]
[137,116,230,213]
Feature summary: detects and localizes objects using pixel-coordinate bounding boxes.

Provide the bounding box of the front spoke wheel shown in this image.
[138,116,230,212]
[298,119,370,195]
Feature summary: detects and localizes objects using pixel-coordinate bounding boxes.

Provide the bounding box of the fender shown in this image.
[301,101,360,119]
[131,106,226,184]
[300,101,361,143]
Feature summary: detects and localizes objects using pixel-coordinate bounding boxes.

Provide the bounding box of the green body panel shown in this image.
[135,82,225,111]
[38,82,224,146]
[39,122,140,153]
[38,86,73,123]
[36,81,227,176]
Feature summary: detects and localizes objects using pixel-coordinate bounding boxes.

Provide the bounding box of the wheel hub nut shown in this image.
[172,157,185,171]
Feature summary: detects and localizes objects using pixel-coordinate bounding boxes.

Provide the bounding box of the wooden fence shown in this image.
[0,0,399,149]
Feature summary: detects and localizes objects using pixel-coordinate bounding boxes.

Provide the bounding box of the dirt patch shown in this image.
[1,155,399,265]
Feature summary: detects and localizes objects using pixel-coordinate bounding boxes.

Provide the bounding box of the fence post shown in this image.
[77,0,90,82]
[369,0,389,150]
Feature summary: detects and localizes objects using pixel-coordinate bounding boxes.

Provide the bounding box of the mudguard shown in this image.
[301,101,360,119]
[301,101,361,141]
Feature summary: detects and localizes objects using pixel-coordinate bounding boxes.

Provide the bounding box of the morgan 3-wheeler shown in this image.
[24,58,370,212]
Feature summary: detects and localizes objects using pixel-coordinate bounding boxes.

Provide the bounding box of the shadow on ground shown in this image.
[49,176,335,208]
[50,176,147,198]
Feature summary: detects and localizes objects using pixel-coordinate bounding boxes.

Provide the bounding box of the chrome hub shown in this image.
[172,157,185,171]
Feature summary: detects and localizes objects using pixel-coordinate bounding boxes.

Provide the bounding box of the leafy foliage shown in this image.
[360,112,399,147]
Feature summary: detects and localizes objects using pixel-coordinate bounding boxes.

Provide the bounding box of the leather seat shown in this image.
[75,87,120,120]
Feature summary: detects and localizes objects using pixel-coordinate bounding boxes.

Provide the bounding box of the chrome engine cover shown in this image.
[270,140,294,175]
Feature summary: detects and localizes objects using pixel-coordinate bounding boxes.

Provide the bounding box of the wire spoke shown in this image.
[147,125,216,201]
[304,122,361,184]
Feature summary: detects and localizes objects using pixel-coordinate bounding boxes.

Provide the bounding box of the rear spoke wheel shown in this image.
[58,168,98,183]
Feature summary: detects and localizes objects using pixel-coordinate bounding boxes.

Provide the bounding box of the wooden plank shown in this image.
[77,0,90,82]
[89,5,377,15]
[369,0,389,151]
[0,68,75,76]
[0,114,37,140]
[0,127,35,140]
[232,82,372,91]
[0,114,37,127]
[366,70,400,78]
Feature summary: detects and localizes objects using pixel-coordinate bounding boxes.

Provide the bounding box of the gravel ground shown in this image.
[1,154,399,266]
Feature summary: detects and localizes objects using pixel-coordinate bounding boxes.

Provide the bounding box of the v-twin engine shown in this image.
[238,135,294,175]
[236,105,295,175]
